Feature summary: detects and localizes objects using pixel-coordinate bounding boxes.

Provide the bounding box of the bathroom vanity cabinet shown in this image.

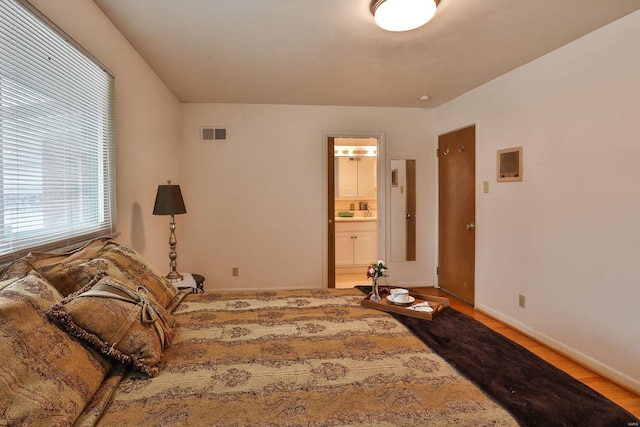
[335,220,377,266]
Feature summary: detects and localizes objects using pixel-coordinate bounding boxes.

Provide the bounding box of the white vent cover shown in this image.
[200,126,228,142]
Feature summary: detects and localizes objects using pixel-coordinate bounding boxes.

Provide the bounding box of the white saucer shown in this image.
[386,295,415,305]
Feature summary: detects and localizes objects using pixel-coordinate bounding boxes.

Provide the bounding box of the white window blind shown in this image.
[0,0,116,263]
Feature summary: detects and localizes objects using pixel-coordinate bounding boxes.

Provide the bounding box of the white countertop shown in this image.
[335,216,377,222]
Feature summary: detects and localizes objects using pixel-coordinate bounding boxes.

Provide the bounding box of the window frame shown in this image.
[0,0,116,264]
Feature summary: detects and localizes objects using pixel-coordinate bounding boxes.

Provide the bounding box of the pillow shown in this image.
[25,236,114,270]
[98,244,181,308]
[38,243,180,308]
[0,236,113,286]
[0,258,33,281]
[47,273,176,377]
[0,270,111,426]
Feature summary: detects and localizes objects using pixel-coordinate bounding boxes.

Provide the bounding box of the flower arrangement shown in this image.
[367,260,389,281]
[367,260,388,302]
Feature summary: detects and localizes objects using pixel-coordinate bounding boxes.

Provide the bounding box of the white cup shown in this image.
[390,288,410,303]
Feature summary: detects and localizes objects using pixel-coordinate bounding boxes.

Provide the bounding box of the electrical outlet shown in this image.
[518,294,526,308]
[232,267,239,277]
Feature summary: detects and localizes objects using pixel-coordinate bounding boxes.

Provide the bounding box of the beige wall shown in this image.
[27,0,183,271]
[435,10,640,392]
[179,104,436,289]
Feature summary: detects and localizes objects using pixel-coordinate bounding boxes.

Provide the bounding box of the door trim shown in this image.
[323,131,385,288]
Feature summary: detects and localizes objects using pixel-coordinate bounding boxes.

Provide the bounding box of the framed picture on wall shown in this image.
[391,168,398,187]
[497,146,523,182]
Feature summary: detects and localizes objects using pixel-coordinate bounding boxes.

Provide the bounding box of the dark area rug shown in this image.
[356,286,639,426]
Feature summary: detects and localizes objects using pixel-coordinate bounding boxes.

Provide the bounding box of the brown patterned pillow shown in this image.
[0,258,33,281]
[0,236,113,283]
[38,242,180,308]
[26,236,114,269]
[98,244,180,308]
[47,273,176,376]
[0,270,111,426]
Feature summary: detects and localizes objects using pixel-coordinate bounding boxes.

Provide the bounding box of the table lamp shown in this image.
[153,180,187,281]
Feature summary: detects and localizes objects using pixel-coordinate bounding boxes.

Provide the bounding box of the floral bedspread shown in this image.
[78,288,516,426]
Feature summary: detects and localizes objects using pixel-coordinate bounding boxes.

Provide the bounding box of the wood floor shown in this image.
[411,287,640,419]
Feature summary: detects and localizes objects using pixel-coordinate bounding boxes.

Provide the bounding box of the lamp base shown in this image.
[166,271,184,281]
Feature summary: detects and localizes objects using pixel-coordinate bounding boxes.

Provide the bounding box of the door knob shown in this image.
[466,222,475,230]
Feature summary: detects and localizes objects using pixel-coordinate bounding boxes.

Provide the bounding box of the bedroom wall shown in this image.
[179,104,435,291]
[435,10,640,393]
[26,0,183,271]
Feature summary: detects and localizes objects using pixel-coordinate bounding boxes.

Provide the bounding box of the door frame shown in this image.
[435,123,477,305]
[323,131,386,288]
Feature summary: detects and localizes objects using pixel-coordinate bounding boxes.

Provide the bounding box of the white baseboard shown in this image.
[477,303,640,395]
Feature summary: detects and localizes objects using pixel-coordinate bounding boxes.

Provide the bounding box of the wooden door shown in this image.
[327,137,336,288]
[438,125,475,304]
[406,159,416,261]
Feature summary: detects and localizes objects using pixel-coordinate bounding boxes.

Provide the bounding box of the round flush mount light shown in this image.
[370,0,437,32]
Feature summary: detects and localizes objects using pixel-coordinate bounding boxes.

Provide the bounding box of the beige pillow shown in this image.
[0,236,113,287]
[0,270,111,426]
[0,258,33,281]
[25,236,114,269]
[47,274,176,376]
[38,243,180,308]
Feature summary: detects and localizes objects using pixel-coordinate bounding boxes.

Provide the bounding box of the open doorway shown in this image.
[327,136,381,288]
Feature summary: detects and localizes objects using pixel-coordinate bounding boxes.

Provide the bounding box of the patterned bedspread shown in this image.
[79,288,516,426]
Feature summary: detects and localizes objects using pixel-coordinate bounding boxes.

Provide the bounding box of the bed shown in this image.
[0,238,517,426]
[81,288,518,426]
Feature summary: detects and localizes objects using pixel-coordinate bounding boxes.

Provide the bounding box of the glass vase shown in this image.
[370,278,381,302]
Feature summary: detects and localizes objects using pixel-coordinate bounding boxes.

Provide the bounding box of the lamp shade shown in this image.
[371,0,437,32]
[153,184,187,216]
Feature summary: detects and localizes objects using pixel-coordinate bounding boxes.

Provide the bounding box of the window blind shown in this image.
[0,0,116,263]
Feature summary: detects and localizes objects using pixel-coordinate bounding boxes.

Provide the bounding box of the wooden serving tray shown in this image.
[361,287,449,321]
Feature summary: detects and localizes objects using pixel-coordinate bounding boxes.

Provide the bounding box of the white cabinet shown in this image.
[356,157,377,198]
[353,231,377,265]
[336,157,377,198]
[335,222,377,266]
[335,232,356,266]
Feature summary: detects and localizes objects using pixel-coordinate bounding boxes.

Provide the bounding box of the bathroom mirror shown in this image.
[390,159,416,261]
[335,156,377,198]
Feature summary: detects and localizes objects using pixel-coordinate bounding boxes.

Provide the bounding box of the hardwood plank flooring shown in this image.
[411,287,640,419]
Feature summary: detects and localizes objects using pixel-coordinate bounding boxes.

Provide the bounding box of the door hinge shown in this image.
[436,266,440,275]
[436,148,439,157]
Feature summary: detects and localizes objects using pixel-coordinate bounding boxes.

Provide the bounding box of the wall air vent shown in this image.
[200,126,228,142]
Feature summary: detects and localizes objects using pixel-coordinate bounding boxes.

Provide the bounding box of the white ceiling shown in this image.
[94,0,640,108]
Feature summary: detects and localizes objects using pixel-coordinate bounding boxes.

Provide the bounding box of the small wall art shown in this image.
[391,168,398,187]
[497,146,523,182]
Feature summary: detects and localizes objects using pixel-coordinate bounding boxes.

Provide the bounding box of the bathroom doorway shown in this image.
[326,135,383,289]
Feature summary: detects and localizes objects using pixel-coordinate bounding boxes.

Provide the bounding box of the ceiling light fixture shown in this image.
[370,0,438,32]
